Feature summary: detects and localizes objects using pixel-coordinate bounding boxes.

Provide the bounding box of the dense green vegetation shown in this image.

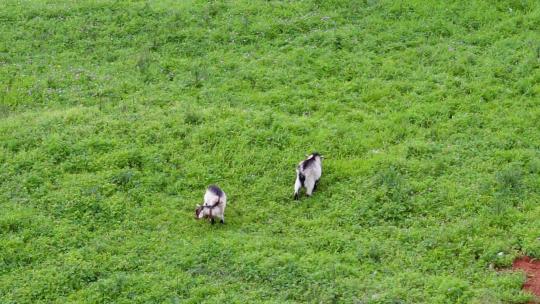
[1,0,540,302]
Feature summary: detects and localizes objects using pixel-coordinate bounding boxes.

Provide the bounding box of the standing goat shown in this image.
[195,185,227,224]
[294,152,323,200]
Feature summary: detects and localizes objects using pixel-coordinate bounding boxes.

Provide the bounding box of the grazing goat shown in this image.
[294,152,323,200]
[195,185,227,224]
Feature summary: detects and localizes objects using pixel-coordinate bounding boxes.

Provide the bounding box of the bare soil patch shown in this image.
[513,256,540,302]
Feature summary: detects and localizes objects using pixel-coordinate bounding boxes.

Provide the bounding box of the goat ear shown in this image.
[320,155,325,159]
[195,207,200,219]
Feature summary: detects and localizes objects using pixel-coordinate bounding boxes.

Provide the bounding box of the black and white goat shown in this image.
[195,185,227,224]
[294,152,323,200]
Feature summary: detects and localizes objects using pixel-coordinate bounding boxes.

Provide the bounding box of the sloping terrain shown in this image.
[1,1,540,303]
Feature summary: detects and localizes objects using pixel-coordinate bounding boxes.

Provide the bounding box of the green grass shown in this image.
[1,0,540,303]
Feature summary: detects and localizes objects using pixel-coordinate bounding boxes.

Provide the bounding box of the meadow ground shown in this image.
[1,0,540,303]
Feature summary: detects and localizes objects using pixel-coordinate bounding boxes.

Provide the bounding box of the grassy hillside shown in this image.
[1,0,540,303]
